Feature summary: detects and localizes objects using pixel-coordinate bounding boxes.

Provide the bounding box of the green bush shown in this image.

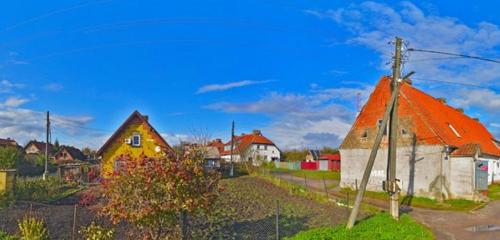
[79,222,115,240]
[0,147,21,169]
[16,176,77,202]
[18,216,49,240]
[0,230,17,240]
[286,213,433,240]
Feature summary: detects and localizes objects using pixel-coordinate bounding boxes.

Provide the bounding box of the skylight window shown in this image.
[448,124,461,138]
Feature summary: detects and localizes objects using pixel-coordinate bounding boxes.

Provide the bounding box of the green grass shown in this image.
[285,213,434,240]
[289,170,341,180]
[489,183,500,200]
[341,188,482,211]
[15,176,84,203]
[0,230,17,240]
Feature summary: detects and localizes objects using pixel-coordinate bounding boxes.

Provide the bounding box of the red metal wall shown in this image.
[300,161,318,170]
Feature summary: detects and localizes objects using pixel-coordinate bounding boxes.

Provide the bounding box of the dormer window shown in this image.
[448,124,461,138]
[132,133,141,147]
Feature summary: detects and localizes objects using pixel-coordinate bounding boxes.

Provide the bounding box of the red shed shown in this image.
[318,153,341,171]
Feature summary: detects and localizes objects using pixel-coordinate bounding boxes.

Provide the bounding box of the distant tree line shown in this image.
[282,147,339,162]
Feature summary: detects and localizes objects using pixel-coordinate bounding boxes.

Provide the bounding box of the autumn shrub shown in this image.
[18,216,49,240]
[100,148,221,240]
[79,222,114,240]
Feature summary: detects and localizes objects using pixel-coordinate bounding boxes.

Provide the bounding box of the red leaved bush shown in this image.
[99,147,221,239]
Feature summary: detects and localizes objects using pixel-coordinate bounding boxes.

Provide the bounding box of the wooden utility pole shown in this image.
[43,111,50,180]
[388,37,403,220]
[229,120,235,177]
[346,37,403,228]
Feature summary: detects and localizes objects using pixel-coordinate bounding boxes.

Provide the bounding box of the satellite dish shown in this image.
[155,146,161,153]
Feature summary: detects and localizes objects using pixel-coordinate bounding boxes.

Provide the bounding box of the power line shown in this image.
[411,77,499,92]
[407,48,500,64]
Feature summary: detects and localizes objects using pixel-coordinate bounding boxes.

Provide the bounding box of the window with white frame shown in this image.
[132,133,141,147]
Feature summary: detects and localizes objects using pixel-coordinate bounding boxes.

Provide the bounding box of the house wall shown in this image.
[485,158,500,184]
[25,144,40,154]
[101,122,166,176]
[340,145,477,200]
[246,144,280,163]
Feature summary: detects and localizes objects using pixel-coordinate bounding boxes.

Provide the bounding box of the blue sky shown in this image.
[0,0,499,149]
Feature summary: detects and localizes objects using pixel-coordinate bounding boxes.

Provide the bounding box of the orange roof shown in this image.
[222,130,275,155]
[343,76,500,158]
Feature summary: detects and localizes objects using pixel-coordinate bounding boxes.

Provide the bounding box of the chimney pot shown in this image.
[252,130,262,135]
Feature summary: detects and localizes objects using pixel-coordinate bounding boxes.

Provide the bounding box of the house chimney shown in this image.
[143,115,149,122]
[436,97,447,104]
[252,130,262,135]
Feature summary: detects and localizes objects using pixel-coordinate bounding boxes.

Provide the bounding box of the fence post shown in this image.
[346,192,350,221]
[72,204,77,240]
[355,179,358,191]
[276,200,280,240]
[304,174,308,190]
[322,176,328,197]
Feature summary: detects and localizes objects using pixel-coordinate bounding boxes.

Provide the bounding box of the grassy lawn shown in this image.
[341,188,483,211]
[489,183,500,200]
[285,213,433,240]
[287,169,341,180]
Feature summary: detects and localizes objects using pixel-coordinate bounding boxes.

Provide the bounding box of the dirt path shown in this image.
[272,172,500,240]
[410,201,500,240]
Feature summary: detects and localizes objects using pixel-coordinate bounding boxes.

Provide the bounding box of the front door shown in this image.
[475,160,488,190]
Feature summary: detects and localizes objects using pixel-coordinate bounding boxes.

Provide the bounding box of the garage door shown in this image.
[319,160,329,171]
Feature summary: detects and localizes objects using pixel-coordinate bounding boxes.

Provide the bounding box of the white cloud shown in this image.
[206,86,368,149]
[451,89,500,112]
[306,1,500,85]
[161,133,191,145]
[43,83,64,92]
[0,80,24,93]
[305,1,500,138]
[197,80,274,94]
[0,97,30,108]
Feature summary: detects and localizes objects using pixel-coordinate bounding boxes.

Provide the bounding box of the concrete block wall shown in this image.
[340,145,477,200]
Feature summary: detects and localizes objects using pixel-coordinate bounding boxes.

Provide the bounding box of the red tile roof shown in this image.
[222,130,275,155]
[0,138,19,148]
[343,76,500,157]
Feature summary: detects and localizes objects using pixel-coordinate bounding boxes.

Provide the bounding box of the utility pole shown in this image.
[229,120,235,177]
[42,111,50,180]
[347,37,403,228]
[387,37,403,220]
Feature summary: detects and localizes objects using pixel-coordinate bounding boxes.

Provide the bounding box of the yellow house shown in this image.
[97,110,174,176]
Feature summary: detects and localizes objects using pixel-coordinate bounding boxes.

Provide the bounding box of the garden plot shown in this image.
[0,176,355,239]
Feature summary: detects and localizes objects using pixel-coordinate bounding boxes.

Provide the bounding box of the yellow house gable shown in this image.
[98,111,173,176]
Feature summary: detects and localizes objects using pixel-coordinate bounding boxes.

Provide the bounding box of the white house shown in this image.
[221,130,281,164]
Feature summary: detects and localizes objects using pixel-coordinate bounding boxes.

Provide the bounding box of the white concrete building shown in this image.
[340,77,500,200]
